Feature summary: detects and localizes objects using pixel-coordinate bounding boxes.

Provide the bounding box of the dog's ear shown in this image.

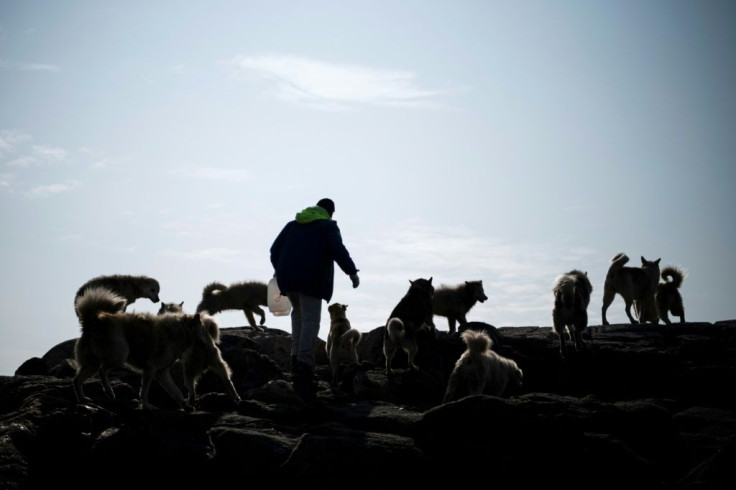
[655,258,661,264]
[179,301,184,307]
[429,277,433,284]
[344,304,348,310]
[641,256,646,264]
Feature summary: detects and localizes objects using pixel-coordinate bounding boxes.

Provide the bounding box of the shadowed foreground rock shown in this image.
[2,321,736,489]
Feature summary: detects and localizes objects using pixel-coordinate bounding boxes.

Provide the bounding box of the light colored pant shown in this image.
[287,292,322,367]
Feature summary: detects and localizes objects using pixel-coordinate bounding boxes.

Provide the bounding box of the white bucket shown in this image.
[267,277,291,316]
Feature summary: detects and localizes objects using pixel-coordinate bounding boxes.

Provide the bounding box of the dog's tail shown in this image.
[386,318,405,343]
[661,266,685,288]
[607,253,630,276]
[461,329,492,355]
[202,281,228,297]
[338,328,362,349]
[75,287,126,330]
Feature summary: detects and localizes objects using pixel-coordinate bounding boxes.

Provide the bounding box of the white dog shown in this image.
[443,329,523,403]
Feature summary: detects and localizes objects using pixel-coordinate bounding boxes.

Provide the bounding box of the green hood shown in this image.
[295,206,332,224]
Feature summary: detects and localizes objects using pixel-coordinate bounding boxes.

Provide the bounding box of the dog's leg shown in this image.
[243,309,257,328]
[252,306,267,326]
[405,341,419,371]
[601,286,616,326]
[182,358,200,404]
[139,368,156,409]
[73,364,99,403]
[623,298,639,325]
[383,338,397,376]
[448,317,457,333]
[98,368,117,399]
[208,357,241,403]
[155,368,194,412]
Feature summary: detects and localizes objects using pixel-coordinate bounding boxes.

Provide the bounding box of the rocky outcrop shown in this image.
[2,320,736,489]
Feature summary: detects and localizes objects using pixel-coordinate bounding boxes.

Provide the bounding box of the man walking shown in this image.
[270,198,360,400]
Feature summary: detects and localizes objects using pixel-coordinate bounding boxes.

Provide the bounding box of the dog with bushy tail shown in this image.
[657,265,686,324]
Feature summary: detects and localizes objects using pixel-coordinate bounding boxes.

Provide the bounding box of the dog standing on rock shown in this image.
[326,303,362,388]
[196,280,268,330]
[156,300,238,403]
[656,265,687,324]
[75,274,160,318]
[73,287,240,410]
[383,277,435,375]
[432,280,489,333]
[601,253,661,325]
[443,329,523,403]
[552,270,593,358]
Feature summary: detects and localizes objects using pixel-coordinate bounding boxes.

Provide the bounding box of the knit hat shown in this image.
[316,198,335,216]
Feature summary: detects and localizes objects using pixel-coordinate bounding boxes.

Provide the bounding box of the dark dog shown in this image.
[75,274,160,318]
[656,265,686,324]
[432,280,488,333]
[601,253,660,325]
[552,269,593,358]
[383,277,435,375]
[196,280,268,330]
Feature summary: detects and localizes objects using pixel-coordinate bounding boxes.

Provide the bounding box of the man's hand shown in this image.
[350,273,360,288]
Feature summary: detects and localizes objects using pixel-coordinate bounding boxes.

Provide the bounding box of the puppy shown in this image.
[383,277,435,375]
[552,270,593,358]
[656,265,686,324]
[326,303,362,387]
[601,253,660,325]
[73,287,239,410]
[443,329,523,403]
[432,280,489,333]
[75,274,160,318]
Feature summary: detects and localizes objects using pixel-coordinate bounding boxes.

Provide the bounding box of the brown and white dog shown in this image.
[552,269,593,358]
[326,303,362,387]
[73,287,240,410]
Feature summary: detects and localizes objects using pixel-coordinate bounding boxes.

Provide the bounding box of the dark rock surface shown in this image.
[2,320,736,489]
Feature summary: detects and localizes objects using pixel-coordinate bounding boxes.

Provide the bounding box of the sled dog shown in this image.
[158,301,184,315]
[601,254,660,325]
[383,277,435,375]
[443,329,523,403]
[75,274,160,318]
[196,280,268,330]
[73,287,239,410]
[432,280,488,333]
[656,265,686,324]
[326,303,362,387]
[552,270,593,358]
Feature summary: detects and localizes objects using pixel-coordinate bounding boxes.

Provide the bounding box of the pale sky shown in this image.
[1,1,734,375]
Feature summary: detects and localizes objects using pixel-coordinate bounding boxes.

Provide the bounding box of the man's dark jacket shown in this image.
[270,206,358,302]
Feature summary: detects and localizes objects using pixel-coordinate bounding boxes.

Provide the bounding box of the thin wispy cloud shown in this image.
[169,166,252,183]
[23,180,82,199]
[222,54,452,111]
[0,130,31,157]
[0,60,60,72]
